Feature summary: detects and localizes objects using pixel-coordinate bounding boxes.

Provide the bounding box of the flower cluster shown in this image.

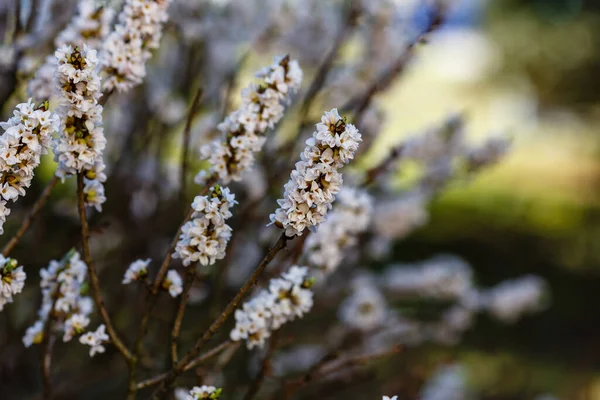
[196,55,302,184]
[122,258,151,284]
[0,256,25,311]
[230,266,314,349]
[22,250,93,347]
[79,324,109,357]
[480,275,547,323]
[100,0,174,92]
[304,186,373,275]
[183,386,222,400]
[28,0,114,101]
[0,100,59,233]
[173,186,236,267]
[53,45,107,211]
[270,109,362,237]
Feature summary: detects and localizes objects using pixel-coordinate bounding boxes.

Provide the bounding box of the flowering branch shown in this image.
[2,175,59,257]
[150,233,290,396]
[76,173,132,361]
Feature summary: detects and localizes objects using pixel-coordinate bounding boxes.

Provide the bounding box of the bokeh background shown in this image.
[1,0,600,399]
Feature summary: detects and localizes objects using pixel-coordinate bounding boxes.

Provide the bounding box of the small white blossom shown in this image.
[186,385,222,400]
[270,109,362,237]
[0,256,26,311]
[230,266,314,350]
[173,186,236,267]
[196,56,302,185]
[22,320,45,347]
[122,258,151,284]
[421,364,468,400]
[79,324,109,357]
[63,313,91,342]
[164,269,183,298]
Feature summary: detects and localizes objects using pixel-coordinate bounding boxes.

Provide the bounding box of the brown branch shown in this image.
[2,175,59,257]
[362,144,404,186]
[135,340,234,390]
[76,173,132,361]
[150,233,290,397]
[180,88,204,203]
[243,332,279,400]
[170,266,197,366]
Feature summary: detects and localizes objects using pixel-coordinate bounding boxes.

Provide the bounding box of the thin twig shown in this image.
[180,88,204,203]
[150,233,290,398]
[25,0,40,32]
[136,340,234,390]
[40,293,60,400]
[2,176,58,257]
[170,266,197,366]
[76,173,132,361]
[243,332,279,400]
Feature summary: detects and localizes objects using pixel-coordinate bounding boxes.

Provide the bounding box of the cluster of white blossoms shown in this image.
[122,258,151,284]
[28,0,114,101]
[23,250,94,347]
[304,186,373,275]
[0,100,59,233]
[0,256,26,311]
[270,109,362,237]
[53,45,107,211]
[479,275,547,323]
[173,186,236,267]
[230,266,314,349]
[100,0,174,92]
[196,56,303,185]
[79,324,109,357]
[179,386,222,400]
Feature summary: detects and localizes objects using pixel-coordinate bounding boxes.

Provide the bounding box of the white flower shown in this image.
[421,364,468,400]
[0,256,26,311]
[164,269,183,298]
[53,45,107,211]
[270,109,361,237]
[63,313,91,342]
[383,397,398,400]
[230,266,314,350]
[0,100,59,233]
[100,0,173,92]
[22,320,44,347]
[186,385,222,400]
[339,285,387,332]
[196,56,302,185]
[173,186,236,267]
[122,258,151,284]
[79,324,109,357]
